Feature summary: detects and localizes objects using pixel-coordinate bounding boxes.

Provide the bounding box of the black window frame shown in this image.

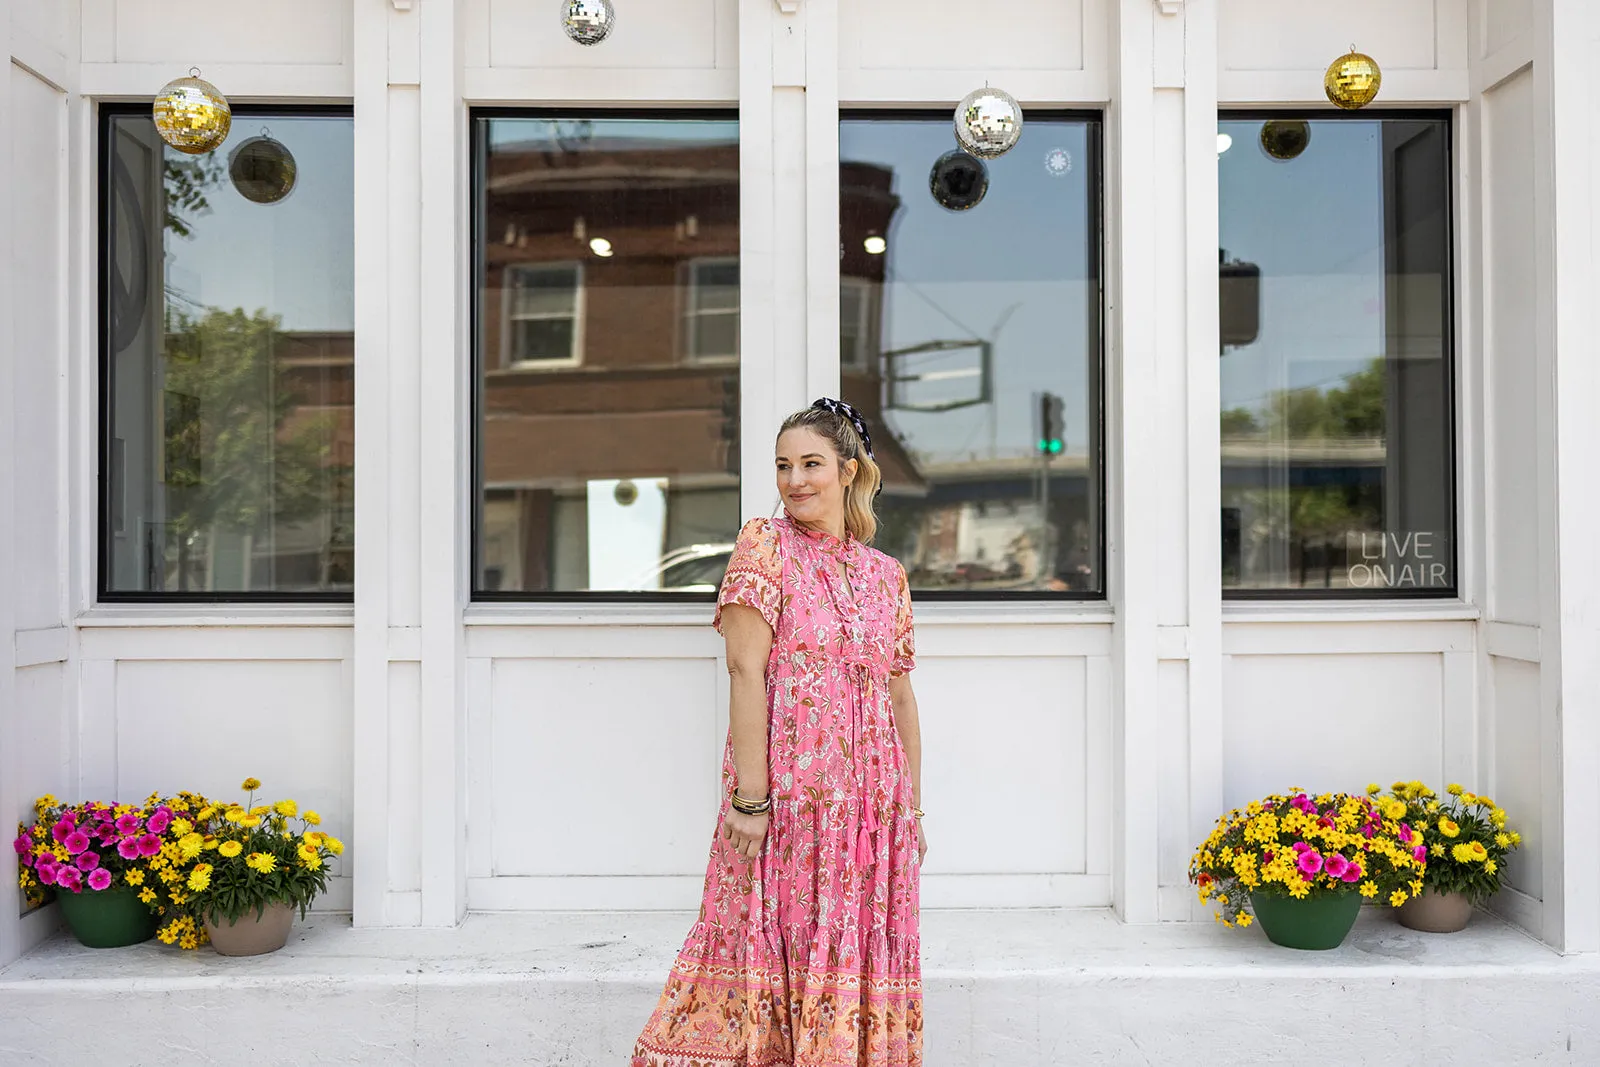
[1218,108,1459,602]
[97,102,356,604]
[469,107,743,603]
[837,107,1108,602]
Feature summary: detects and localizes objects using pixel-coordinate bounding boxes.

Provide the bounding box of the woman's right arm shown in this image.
[720,604,774,861]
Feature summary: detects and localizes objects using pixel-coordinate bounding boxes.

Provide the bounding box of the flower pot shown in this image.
[204,902,296,956]
[1248,889,1363,950]
[1396,889,1474,933]
[55,886,159,948]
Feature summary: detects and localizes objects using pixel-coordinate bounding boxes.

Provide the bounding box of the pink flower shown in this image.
[51,819,74,843]
[36,861,58,886]
[115,814,143,835]
[1342,863,1363,883]
[74,851,100,873]
[136,834,161,858]
[1263,850,1274,863]
[87,868,113,891]
[117,837,142,860]
[1293,841,1311,853]
[56,867,82,893]
[1399,824,1414,844]
[1413,845,1428,863]
[64,831,90,855]
[1297,850,1325,876]
[147,809,172,835]
[13,833,32,856]
[1324,854,1350,879]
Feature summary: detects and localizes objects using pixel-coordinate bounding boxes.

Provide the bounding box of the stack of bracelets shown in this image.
[729,789,771,816]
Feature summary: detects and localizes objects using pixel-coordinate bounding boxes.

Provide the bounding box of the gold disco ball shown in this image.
[153,69,232,155]
[1324,48,1381,110]
[1259,119,1311,161]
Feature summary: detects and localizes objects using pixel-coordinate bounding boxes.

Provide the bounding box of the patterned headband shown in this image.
[811,397,874,459]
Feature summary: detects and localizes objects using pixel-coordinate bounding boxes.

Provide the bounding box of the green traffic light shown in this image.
[1037,439,1048,452]
[1049,440,1063,454]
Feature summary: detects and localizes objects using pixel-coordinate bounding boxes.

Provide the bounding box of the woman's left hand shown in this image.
[916,821,929,867]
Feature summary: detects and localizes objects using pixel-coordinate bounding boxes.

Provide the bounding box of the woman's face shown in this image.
[776,427,856,526]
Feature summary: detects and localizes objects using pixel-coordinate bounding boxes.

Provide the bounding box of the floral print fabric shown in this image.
[633,516,921,1066]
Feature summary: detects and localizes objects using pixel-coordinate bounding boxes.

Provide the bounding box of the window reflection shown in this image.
[474,115,741,595]
[838,115,1103,595]
[1218,115,1454,594]
[103,110,355,597]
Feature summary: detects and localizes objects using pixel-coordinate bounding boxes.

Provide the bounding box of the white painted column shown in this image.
[1544,0,1600,954]
[1108,0,1163,923]
[0,0,22,967]
[738,0,779,519]
[802,0,840,403]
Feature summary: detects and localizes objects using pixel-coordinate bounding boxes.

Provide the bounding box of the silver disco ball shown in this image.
[562,0,615,45]
[929,150,989,212]
[954,87,1023,159]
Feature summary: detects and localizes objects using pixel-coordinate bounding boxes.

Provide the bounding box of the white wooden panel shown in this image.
[1223,653,1444,806]
[1154,86,1188,628]
[1485,0,1534,56]
[112,660,351,848]
[920,656,1087,875]
[110,0,347,65]
[839,0,1085,74]
[1156,659,1189,887]
[487,0,718,70]
[11,0,70,64]
[1483,69,1541,626]
[13,664,68,814]
[79,625,351,661]
[1219,0,1438,72]
[1491,655,1542,900]
[489,658,722,876]
[9,65,65,632]
[388,661,422,893]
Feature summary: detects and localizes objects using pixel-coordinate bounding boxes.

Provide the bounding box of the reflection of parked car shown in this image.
[637,543,735,592]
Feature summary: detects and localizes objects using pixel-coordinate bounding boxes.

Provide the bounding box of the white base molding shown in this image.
[1,908,1592,1064]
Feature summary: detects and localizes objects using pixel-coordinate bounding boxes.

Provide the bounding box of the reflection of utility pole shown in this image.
[1035,391,1064,583]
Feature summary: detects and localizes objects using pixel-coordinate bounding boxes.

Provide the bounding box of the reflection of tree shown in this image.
[161,308,350,586]
[1222,359,1387,583]
[164,155,223,238]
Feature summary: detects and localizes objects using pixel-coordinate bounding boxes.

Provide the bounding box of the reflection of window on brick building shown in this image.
[504,262,583,366]
[840,278,879,374]
[681,257,738,362]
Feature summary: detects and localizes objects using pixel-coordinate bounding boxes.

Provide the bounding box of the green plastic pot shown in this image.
[55,886,159,948]
[1248,889,1363,950]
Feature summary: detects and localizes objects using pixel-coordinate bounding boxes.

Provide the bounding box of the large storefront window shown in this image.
[838,113,1104,596]
[101,108,354,599]
[1218,113,1454,596]
[473,114,740,596]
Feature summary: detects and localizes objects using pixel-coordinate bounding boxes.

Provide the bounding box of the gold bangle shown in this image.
[911,807,925,819]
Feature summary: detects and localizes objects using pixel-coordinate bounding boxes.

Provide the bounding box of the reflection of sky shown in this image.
[485,116,737,149]
[841,118,1097,462]
[164,115,354,332]
[1218,118,1430,415]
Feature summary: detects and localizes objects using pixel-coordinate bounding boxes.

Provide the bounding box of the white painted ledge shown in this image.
[0,909,1588,1063]
[77,605,355,627]
[1222,600,1480,624]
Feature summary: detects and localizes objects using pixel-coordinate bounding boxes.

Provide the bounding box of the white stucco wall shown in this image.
[3,0,1598,966]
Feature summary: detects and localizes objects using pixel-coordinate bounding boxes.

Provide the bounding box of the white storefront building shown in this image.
[4,0,1600,1057]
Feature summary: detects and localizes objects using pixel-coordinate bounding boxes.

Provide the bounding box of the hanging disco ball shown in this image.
[229,132,298,204]
[562,0,615,45]
[152,69,232,155]
[1324,48,1382,110]
[1259,119,1311,161]
[929,150,989,212]
[954,87,1023,160]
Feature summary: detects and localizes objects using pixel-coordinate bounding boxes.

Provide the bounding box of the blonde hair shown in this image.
[778,405,882,543]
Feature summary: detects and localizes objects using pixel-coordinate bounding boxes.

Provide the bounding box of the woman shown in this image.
[632,398,926,1066]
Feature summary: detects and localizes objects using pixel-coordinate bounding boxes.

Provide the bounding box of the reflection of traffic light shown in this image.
[719,375,739,473]
[1220,248,1260,349]
[1037,392,1064,456]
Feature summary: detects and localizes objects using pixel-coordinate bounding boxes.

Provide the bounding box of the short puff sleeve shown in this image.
[712,518,784,635]
[890,564,916,676]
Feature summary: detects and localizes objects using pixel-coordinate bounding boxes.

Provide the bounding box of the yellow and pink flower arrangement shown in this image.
[1371,781,1520,904]
[1189,789,1429,928]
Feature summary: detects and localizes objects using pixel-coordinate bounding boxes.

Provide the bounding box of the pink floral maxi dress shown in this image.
[632,516,923,1066]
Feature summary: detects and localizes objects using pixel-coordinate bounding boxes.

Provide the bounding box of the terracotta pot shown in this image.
[1247,889,1363,950]
[1396,889,1474,933]
[204,902,296,956]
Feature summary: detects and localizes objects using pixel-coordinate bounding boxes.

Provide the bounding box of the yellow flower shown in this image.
[124,868,144,887]
[139,887,158,905]
[187,864,212,892]
[274,800,298,818]
[1486,859,1499,875]
[1360,882,1379,899]
[246,852,277,874]
[1366,783,1381,795]
[178,933,199,950]
[300,852,322,871]
[1237,913,1254,928]
[1496,833,1511,849]
[324,836,344,856]
[178,832,205,860]
[1416,821,1430,832]
[170,890,189,905]
[1452,843,1475,863]
[1438,818,1460,838]
[219,840,243,858]
[241,777,262,792]
[304,811,322,826]
[241,815,262,829]
[1389,890,1408,907]
[297,842,319,862]
[171,818,194,838]
[1461,792,1478,806]
[198,806,217,820]
[224,807,245,824]
[1410,879,1424,896]
[158,926,179,945]
[1467,841,1489,862]
[1381,799,1406,821]
[33,793,59,814]
[1510,832,1522,846]
[202,836,219,851]
[1430,843,1446,857]
[250,805,270,817]
[1491,809,1507,829]
[1479,795,1496,809]
[304,831,325,847]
